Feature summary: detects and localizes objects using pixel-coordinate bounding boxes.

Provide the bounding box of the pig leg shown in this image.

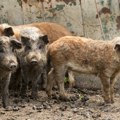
[42,68,47,90]
[10,67,22,97]
[110,72,119,103]
[37,67,47,90]
[68,71,75,88]
[37,76,43,90]
[46,68,55,97]
[20,71,28,98]
[54,66,69,100]
[110,77,117,103]
[31,75,41,99]
[2,73,11,108]
[99,74,111,103]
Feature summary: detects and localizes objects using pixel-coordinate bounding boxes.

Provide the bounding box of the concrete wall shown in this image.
[0,0,120,89]
[0,0,120,39]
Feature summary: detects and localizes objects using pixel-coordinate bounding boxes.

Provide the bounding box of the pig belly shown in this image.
[67,62,97,74]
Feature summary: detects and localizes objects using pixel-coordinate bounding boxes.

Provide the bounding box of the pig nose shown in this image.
[30,59,38,65]
[10,63,17,70]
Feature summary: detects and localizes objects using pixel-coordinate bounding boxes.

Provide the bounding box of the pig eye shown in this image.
[25,46,31,51]
[0,48,4,53]
[39,45,43,49]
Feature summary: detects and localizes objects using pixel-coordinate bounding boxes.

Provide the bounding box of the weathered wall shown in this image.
[0,0,120,39]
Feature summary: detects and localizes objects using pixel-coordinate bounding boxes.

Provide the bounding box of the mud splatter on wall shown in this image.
[17,0,22,7]
[96,7,112,18]
[0,0,120,39]
[56,0,77,5]
[23,0,28,3]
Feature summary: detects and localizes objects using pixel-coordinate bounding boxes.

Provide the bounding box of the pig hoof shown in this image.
[42,84,47,90]
[46,91,52,97]
[70,95,79,101]
[4,106,20,111]
[31,94,39,100]
[20,93,27,99]
[4,106,13,111]
[104,99,111,104]
[81,95,89,103]
[13,106,20,111]
[51,93,59,100]
[59,95,70,101]
[69,82,75,88]
[111,99,114,104]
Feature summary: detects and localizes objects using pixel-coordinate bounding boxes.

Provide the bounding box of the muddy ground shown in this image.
[0,87,120,120]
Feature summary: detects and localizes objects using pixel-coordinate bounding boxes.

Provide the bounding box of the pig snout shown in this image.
[1,55,18,71]
[9,62,17,70]
[8,56,18,71]
[30,58,38,65]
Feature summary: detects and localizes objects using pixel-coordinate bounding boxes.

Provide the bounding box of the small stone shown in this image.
[51,94,59,100]
[19,104,26,108]
[81,96,89,103]
[26,112,33,115]
[68,118,72,120]
[13,106,20,111]
[4,106,13,111]
[72,108,79,113]
[0,111,5,114]
[79,108,84,110]
[92,113,101,118]
[7,117,16,120]
[68,116,72,120]
[59,105,67,111]
[32,105,36,110]
[46,105,51,109]
[43,103,48,109]
[81,111,90,118]
[38,105,44,110]
[26,119,31,120]
[13,99,20,104]
[70,104,75,108]
[37,110,42,112]
[61,113,64,117]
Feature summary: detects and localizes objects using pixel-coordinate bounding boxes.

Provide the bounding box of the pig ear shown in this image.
[21,36,30,46]
[115,42,120,52]
[3,27,14,36]
[40,35,49,44]
[11,39,22,49]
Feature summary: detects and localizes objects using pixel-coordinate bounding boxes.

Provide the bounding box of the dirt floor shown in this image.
[0,88,120,120]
